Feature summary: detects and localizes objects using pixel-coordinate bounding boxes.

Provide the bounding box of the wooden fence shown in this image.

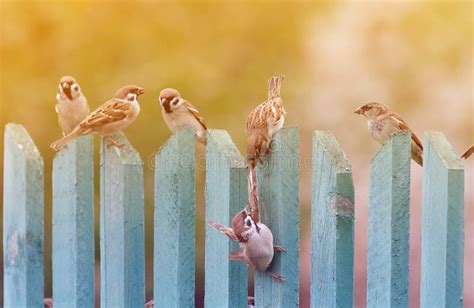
[2,123,465,307]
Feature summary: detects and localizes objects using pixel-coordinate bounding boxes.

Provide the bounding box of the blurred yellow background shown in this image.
[1,1,472,307]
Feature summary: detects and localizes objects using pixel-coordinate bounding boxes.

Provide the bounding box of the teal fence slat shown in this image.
[100,133,145,308]
[367,131,411,307]
[154,128,195,307]
[205,130,248,308]
[3,124,44,307]
[255,127,300,308]
[421,132,464,308]
[311,131,354,308]
[52,136,94,308]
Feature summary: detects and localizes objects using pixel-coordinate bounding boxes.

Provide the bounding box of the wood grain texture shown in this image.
[311,131,354,308]
[205,129,248,308]
[421,132,464,308]
[367,131,411,308]
[154,128,195,307]
[100,133,145,308]
[255,127,299,308]
[52,136,94,308]
[3,124,44,307]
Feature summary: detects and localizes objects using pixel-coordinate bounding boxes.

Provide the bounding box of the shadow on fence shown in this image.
[2,123,465,308]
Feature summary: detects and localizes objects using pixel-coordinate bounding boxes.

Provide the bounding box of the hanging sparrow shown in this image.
[208,209,285,282]
[461,145,473,159]
[159,88,207,145]
[55,76,90,135]
[355,101,423,166]
[51,85,144,151]
[245,75,286,168]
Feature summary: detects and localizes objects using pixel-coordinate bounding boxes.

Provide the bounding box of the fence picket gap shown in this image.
[367,131,411,307]
[100,133,145,307]
[205,129,248,307]
[53,136,94,307]
[311,131,354,308]
[255,126,300,307]
[420,132,464,308]
[3,123,44,307]
[154,128,195,306]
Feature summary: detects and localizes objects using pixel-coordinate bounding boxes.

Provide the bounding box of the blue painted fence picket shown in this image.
[2,124,466,308]
[421,132,464,308]
[3,124,44,308]
[100,133,145,308]
[311,131,354,308]
[205,129,248,308]
[255,127,300,308]
[52,136,94,308]
[154,128,195,307]
[367,131,411,308]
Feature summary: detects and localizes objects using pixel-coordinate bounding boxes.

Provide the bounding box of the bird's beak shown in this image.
[137,88,145,96]
[354,107,363,115]
[61,83,73,100]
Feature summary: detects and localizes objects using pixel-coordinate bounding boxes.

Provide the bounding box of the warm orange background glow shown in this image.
[1,1,472,307]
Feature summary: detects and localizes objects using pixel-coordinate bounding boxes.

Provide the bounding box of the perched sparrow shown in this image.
[159,88,207,145]
[51,85,144,151]
[208,209,285,282]
[461,145,473,159]
[246,75,286,167]
[355,101,423,166]
[55,76,90,135]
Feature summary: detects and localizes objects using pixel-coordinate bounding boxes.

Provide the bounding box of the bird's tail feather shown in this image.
[50,129,82,151]
[268,75,285,99]
[248,163,259,224]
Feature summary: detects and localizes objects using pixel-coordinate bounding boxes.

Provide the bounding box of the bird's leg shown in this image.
[145,300,154,308]
[273,245,286,253]
[106,136,125,148]
[266,271,285,282]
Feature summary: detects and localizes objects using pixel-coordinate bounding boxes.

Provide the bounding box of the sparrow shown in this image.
[159,88,207,145]
[55,76,90,135]
[461,145,473,159]
[245,75,286,168]
[51,85,144,151]
[208,209,285,282]
[355,101,423,166]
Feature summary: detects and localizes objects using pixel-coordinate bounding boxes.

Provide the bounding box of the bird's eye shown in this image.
[171,98,180,105]
[73,84,79,91]
[246,219,252,227]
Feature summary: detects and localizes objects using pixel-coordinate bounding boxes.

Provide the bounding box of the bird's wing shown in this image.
[79,98,131,130]
[390,112,423,150]
[207,220,239,242]
[185,101,207,130]
[246,99,284,132]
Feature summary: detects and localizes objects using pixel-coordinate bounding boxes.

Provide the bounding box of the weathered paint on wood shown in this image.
[311,131,354,308]
[154,128,195,307]
[367,131,411,308]
[255,127,299,308]
[421,132,464,308]
[3,123,44,307]
[100,133,145,308]
[205,129,248,308]
[52,136,94,308]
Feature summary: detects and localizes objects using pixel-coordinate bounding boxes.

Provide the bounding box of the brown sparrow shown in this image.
[51,85,144,151]
[55,76,90,135]
[246,75,286,167]
[355,101,423,166]
[159,88,207,145]
[208,209,285,282]
[461,145,473,159]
